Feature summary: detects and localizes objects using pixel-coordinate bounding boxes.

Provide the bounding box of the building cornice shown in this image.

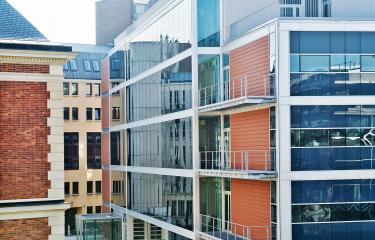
[0,49,76,65]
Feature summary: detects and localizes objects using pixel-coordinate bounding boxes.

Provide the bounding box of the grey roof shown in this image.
[63,44,111,80]
[0,0,48,41]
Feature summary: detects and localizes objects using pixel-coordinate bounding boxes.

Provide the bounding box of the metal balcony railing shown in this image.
[199,75,275,107]
[201,214,274,240]
[200,150,275,172]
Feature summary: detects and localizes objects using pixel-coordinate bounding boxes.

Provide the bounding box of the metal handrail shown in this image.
[200,214,273,240]
[199,74,275,107]
[200,150,276,172]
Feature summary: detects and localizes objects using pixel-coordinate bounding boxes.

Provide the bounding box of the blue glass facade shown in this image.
[290,31,375,96]
[292,180,375,239]
[197,0,220,47]
[291,105,375,171]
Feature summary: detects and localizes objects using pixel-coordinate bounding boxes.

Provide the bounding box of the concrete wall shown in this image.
[96,0,133,45]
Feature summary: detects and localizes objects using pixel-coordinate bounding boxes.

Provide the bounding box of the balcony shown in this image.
[199,75,275,113]
[200,215,274,240]
[199,150,276,180]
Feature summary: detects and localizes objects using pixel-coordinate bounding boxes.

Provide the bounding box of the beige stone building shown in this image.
[62,44,110,235]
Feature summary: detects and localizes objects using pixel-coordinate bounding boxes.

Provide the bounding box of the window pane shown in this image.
[86,83,92,96]
[361,56,375,72]
[300,32,329,53]
[197,0,220,47]
[300,56,329,72]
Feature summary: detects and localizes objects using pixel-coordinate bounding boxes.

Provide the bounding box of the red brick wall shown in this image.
[231,180,270,238]
[0,81,50,200]
[102,169,111,213]
[0,63,49,74]
[101,58,109,93]
[102,95,109,129]
[0,218,50,239]
[230,36,270,97]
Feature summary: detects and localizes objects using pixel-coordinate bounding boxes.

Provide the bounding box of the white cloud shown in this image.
[7,0,96,44]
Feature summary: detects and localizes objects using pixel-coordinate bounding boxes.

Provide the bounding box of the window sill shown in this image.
[72,194,79,196]
[86,193,94,195]
[112,119,120,121]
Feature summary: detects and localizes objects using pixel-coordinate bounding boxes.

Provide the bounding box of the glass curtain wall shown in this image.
[292,180,375,239]
[126,0,191,79]
[127,118,192,169]
[290,32,375,96]
[291,105,375,171]
[127,173,193,231]
[126,57,192,122]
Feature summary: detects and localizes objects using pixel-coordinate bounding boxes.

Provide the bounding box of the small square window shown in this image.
[87,206,93,214]
[86,108,93,120]
[72,83,78,96]
[64,182,70,195]
[111,82,120,95]
[87,181,93,194]
[92,60,100,72]
[72,182,79,195]
[95,181,102,194]
[86,83,92,96]
[83,60,91,71]
[95,108,101,120]
[72,107,78,120]
[64,107,70,120]
[112,107,120,120]
[63,82,69,95]
[112,181,121,194]
[95,206,101,213]
[94,84,101,96]
[69,59,77,71]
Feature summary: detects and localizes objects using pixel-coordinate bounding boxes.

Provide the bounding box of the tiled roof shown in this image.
[0,0,48,41]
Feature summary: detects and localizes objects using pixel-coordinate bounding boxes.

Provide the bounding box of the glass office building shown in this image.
[101,0,375,239]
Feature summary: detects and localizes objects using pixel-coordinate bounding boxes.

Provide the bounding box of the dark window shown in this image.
[86,108,93,120]
[94,84,101,96]
[87,206,93,214]
[87,133,101,169]
[72,83,78,96]
[72,182,79,194]
[86,83,92,96]
[95,206,101,213]
[111,132,120,165]
[64,107,69,120]
[69,60,77,71]
[63,82,69,95]
[95,181,102,194]
[112,107,120,120]
[112,181,121,194]
[95,108,101,120]
[112,82,120,95]
[72,107,78,120]
[92,60,100,72]
[64,133,79,170]
[64,182,70,195]
[83,60,91,71]
[87,181,93,194]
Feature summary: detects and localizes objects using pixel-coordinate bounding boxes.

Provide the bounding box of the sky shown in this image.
[7,0,96,44]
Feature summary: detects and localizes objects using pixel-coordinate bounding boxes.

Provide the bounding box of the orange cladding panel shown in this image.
[230,36,270,97]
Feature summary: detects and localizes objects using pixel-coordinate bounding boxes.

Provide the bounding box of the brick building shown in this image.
[0,0,75,239]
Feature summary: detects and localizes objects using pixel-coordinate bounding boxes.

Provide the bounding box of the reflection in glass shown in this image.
[128,173,193,230]
[197,0,220,47]
[127,57,192,122]
[127,118,192,169]
[127,0,191,79]
[300,55,330,72]
[198,55,220,106]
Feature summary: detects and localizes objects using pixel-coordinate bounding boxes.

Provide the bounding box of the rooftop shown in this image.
[0,0,48,41]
